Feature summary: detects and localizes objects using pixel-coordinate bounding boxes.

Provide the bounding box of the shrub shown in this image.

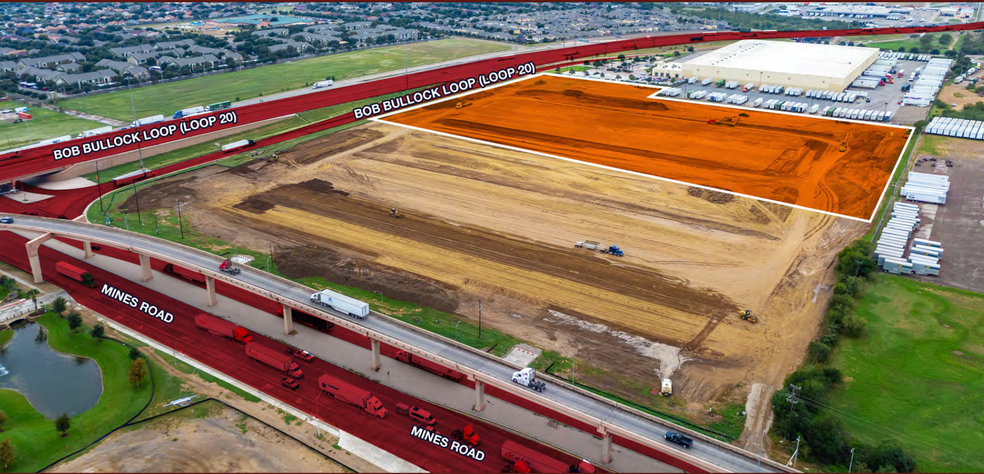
[840,313,867,337]
[808,341,833,363]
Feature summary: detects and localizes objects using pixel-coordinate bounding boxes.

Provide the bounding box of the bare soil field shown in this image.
[125,121,866,415]
[52,402,347,473]
[381,75,910,220]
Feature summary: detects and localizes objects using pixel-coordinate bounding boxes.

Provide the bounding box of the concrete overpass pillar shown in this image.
[600,428,613,464]
[205,276,218,307]
[138,254,153,281]
[25,233,53,284]
[474,380,486,412]
[282,304,294,335]
[370,339,381,371]
[83,241,94,259]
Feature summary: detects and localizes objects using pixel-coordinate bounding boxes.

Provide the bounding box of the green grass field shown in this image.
[872,33,953,53]
[0,100,105,152]
[61,39,511,122]
[830,275,984,473]
[0,328,11,348]
[0,313,151,472]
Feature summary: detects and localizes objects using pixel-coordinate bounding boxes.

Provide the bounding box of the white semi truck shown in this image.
[312,80,334,89]
[310,289,370,319]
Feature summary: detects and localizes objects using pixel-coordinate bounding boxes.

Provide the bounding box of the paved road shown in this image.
[0,215,788,473]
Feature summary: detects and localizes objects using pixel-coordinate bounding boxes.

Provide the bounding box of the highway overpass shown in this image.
[1,214,797,473]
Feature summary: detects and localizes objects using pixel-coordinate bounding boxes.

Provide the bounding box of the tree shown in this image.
[617,53,626,61]
[840,312,867,337]
[868,440,917,473]
[909,47,919,54]
[66,312,82,333]
[89,323,105,341]
[0,438,12,470]
[897,46,906,53]
[129,359,148,387]
[939,33,953,46]
[804,416,851,464]
[23,289,39,311]
[920,35,933,48]
[129,347,141,361]
[51,296,67,315]
[808,340,833,363]
[0,411,7,432]
[55,413,70,437]
[945,49,958,58]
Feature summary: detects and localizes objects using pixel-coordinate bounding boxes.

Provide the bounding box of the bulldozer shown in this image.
[389,208,404,218]
[267,153,279,163]
[739,310,758,323]
[838,141,848,152]
[707,116,739,126]
[455,101,472,110]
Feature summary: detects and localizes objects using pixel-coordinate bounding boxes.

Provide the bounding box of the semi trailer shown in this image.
[395,350,464,381]
[195,313,254,344]
[55,261,97,288]
[501,440,596,473]
[319,374,389,418]
[245,343,304,378]
[172,106,206,119]
[132,115,165,127]
[312,80,334,89]
[310,289,370,319]
[221,139,255,152]
[163,263,206,284]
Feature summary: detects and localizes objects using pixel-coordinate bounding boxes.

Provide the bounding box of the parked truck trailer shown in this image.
[195,313,253,344]
[501,440,596,473]
[395,350,464,381]
[318,374,388,418]
[55,261,97,288]
[245,343,304,378]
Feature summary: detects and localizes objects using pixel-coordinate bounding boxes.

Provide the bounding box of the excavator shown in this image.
[739,309,758,323]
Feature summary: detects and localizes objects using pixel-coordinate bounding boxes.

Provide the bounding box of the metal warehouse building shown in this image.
[679,40,879,92]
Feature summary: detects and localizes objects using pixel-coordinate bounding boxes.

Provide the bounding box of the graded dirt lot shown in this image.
[381,75,911,220]
[52,402,348,473]
[125,122,866,420]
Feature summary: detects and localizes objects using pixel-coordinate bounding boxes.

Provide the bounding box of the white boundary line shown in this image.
[371,72,912,223]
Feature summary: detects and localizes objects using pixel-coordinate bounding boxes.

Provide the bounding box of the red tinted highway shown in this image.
[1,22,980,181]
[0,230,607,473]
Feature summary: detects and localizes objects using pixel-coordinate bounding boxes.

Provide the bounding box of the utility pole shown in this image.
[478,300,482,339]
[175,201,185,239]
[95,160,104,213]
[849,447,856,473]
[786,384,800,440]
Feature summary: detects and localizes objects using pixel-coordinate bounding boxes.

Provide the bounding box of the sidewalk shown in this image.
[24,231,680,473]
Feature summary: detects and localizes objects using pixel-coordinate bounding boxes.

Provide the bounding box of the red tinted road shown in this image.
[0,231,610,473]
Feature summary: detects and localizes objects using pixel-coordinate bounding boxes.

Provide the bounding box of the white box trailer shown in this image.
[221,139,256,152]
[908,172,949,184]
[312,80,334,89]
[701,78,713,86]
[809,104,820,114]
[310,289,370,319]
[78,126,114,138]
[132,114,165,127]
[913,244,943,256]
[911,247,942,259]
[688,76,699,84]
[903,191,946,205]
[912,238,941,248]
[881,229,911,240]
[882,257,913,274]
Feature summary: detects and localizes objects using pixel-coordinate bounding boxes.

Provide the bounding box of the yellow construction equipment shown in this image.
[739,310,758,323]
[390,208,403,218]
[707,116,739,126]
[839,141,848,152]
[455,101,472,110]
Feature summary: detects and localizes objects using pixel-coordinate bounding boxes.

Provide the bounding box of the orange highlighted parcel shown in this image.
[381,75,909,220]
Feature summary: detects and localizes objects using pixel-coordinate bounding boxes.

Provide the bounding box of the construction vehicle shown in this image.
[600,244,624,257]
[219,258,240,275]
[512,367,546,393]
[55,261,98,288]
[501,440,596,473]
[739,309,758,323]
[390,208,403,218]
[839,141,848,152]
[451,424,481,447]
[319,374,389,418]
[707,116,739,126]
[659,378,673,396]
[195,313,254,344]
[396,350,464,381]
[455,101,472,109]
[574,240,601,250]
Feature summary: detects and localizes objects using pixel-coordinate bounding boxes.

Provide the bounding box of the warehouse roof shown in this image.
[683,40,877,80]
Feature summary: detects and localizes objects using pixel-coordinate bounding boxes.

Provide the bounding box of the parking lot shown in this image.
[909,142,984,293]
[662,58,933,124]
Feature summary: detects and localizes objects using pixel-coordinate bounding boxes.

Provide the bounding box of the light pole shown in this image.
[454,320,461,365]
[478,300,482,339]
[848,447,856,473]
[315,389,323,438]
[175,200,185,239]
[374,290,383,300]
[125,77,146,169]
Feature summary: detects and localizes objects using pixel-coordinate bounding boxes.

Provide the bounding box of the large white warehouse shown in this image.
[677,40,879,92]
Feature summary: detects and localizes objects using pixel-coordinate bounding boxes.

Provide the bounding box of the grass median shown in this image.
[62,39,510,122]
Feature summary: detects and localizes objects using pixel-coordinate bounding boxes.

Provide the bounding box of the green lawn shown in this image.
[61,39,511,122]
[830,275,984,473]
[0,313,152,473]
[0,328,11,348]
[0,100,105,151]
[873,33,952,53]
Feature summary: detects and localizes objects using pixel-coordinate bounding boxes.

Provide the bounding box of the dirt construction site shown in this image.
[125,116,868,430]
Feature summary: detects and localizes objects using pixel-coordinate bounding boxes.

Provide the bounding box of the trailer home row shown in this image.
[818,106,893,122]
[875,202,940,275]
[899,171,949,205]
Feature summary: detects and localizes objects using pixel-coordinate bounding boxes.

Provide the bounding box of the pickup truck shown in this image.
[664,431,694,448]
[286,347,315,362]
[281,377,300,390]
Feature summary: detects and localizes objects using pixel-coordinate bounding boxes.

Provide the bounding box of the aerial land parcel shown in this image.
[381,75,910,221]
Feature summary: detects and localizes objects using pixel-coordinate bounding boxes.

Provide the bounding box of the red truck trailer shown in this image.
[395,350,463,381]
[55,261,97,288]
[501,440,596,473]
[163,263,206,284]
[319,374,388,418]
[277,306,335,334]
[194,313,253,344]
[245,343,304,378]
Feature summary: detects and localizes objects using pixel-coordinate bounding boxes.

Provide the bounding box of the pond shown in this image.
[0,321,103,419]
